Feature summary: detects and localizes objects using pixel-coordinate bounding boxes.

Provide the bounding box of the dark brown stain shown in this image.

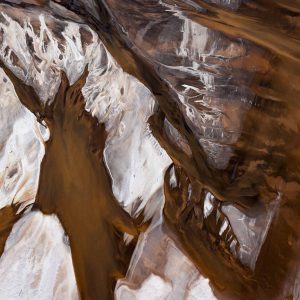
[0,204,22,255]
[0,61,139,300]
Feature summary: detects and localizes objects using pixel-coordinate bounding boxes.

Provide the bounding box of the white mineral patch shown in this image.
[0,68,46,211]
[82,45,172,215]
[0,210,79,300]
[222,194,280,269]
[115,223,217,300]
[116,274,172,300]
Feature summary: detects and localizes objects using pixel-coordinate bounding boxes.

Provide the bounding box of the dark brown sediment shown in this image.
[0,205,22,256]
[1,1,300,299]
[49,1,300,299]
[162,167,255,299]
[0,61,139,299]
